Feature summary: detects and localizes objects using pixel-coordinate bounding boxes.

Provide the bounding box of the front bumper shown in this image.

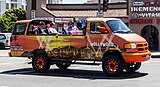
[122,51,151,63]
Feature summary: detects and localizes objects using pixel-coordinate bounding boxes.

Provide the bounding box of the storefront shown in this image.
[129,0,160,51]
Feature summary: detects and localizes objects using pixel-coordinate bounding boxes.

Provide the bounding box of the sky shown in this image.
[63,0,88,4]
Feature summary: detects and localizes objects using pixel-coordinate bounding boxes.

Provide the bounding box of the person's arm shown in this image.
[50,28,58,34]
[53,29,58,33]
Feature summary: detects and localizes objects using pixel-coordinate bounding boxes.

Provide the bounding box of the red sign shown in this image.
[144,2,160,6]
[31,10,35,19]
[129,19,152,24]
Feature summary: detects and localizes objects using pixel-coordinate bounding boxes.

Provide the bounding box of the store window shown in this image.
[11,3,17,8]
[0,1,1,12]
[11,0,17,2]
[22,5,24,9]
[6,3,9,9]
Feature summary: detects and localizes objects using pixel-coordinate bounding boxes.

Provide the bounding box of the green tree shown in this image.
[0,8,26,32]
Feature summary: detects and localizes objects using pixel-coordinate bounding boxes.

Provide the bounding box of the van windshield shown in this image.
[106,20,132,33]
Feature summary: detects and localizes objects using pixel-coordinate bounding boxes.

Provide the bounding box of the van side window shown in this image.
[28,24,48,35]
[28,24,41,35]
[12,24,26,35]
[90,22,105,34]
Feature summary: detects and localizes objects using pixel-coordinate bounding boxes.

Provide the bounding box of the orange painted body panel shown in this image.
[112,33,146,49]
[10,18,151,63]
[122,51,151,62]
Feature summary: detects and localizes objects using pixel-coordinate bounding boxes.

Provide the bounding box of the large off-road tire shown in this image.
[102,55,125,77]
[32,54,50,72]
[56,63,71,69]
[125,62,141,72]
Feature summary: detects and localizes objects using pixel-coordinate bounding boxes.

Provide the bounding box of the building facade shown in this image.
[27,0,127,19]
[0,0,26,16]
[129,0,160,51]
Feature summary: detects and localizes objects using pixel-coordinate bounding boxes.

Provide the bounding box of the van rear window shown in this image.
[12,23,26,35]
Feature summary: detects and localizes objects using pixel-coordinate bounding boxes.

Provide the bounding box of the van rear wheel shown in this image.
[125,62,141,72]
[56,63,71,69]
[102,55,125,77]
[32,55,50,72]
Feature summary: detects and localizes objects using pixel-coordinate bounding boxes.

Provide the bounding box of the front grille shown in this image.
[137,43,148,53]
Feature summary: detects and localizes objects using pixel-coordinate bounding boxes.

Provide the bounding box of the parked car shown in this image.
[0,33,11,49]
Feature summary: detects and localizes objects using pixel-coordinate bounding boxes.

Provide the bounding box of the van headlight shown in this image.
[124,43,137,49]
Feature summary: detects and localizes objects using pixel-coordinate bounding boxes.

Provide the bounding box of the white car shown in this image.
[0,33,11,49]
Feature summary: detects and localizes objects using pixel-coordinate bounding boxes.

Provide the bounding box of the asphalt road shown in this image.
[0,55,160,87]
[0,48,10,57]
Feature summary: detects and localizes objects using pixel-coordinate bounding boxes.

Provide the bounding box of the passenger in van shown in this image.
[48,22,58,34]
[37,21,46,34]
[62,24,68,35]
[66,22,79,34]
[33,25,39,34]
[66,22,73,32]
[71,22,79,31]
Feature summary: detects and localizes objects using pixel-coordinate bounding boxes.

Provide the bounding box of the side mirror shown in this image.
[98,26,109,34]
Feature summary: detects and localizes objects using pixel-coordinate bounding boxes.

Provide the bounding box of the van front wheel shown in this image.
[125,62,141,72]
[32,55,50,72]
[102,55,125,77]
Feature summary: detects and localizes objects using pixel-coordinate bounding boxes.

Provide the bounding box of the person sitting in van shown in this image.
[71,22,79,31]
[48,22,58,34]
[66,22,72,31]
[66,22,79,34]
[35,21,46,34]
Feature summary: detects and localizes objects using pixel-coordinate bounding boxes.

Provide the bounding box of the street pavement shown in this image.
[0,49,160,87]
[0,56,160,87]
[0,48,10,57]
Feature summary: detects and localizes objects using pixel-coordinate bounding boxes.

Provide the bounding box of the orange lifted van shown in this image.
[9,18,151,77]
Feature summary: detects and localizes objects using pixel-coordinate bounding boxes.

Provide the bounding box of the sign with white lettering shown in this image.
[131,1,160,18]
[55,18,74,23]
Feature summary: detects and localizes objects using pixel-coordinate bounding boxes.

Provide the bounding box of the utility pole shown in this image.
[98,0,101,13]
[97,0,103,17]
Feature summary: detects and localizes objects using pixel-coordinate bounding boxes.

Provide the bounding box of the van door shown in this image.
[54,34,71,59]
[10,23,27,57]
[70,35,86,60]
[86,21,110,61]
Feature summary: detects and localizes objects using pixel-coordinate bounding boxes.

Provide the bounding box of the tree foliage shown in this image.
[0,8,26,32]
